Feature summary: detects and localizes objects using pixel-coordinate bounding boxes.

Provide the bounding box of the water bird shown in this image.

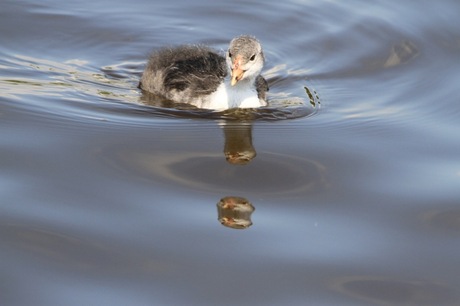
[139,35,268,110]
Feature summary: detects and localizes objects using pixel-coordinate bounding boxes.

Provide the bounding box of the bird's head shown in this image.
[226,35,264,86]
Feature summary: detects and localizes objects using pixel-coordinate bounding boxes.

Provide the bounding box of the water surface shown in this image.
[1,0,460,305]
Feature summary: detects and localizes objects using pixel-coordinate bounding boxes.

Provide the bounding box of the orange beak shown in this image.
[231,55,244,86]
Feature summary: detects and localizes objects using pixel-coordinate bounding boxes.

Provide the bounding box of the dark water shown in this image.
[2,0,460,305]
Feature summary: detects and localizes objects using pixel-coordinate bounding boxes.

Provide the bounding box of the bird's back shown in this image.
[139,45,227,105]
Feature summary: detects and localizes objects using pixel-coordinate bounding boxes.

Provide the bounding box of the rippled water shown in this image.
[2,0,460,305]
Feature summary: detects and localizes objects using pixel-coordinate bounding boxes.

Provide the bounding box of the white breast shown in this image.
[203,80,266,110]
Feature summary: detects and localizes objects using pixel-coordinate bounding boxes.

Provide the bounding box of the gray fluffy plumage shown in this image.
[139,40,268,107]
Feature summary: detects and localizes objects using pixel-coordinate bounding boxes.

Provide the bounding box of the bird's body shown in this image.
[139,36,268,110]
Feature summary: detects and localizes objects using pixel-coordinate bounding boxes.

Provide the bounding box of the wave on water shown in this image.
[1,54,320,122]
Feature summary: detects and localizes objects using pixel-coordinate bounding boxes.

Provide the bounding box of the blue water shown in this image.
[1,0,460,305]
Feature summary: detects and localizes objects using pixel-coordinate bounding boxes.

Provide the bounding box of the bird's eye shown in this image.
[228,51,232,58]
[250,54,256,61]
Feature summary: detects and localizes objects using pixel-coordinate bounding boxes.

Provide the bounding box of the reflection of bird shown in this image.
[222,123,256,165]
[139,35,268,110]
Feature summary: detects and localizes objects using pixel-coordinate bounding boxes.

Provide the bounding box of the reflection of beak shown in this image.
[225,152,255,165]
[231,56,244,86]
[217,196,255,229]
